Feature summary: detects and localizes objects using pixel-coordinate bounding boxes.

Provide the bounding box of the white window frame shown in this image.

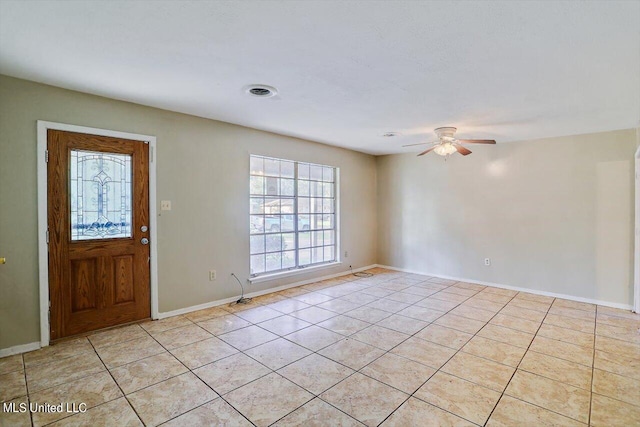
[249,155,340,282]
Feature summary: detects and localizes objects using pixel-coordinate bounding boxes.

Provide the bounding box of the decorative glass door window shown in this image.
[70,150,132,240]
[250,155,337,276]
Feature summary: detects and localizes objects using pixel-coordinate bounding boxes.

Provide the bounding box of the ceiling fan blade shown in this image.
[402,140,438,147]
[454,144,472,156]
[417,146,437,156]
[457,139,496,144]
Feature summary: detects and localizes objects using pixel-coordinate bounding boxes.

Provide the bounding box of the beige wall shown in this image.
[0,75,378,350]
[377,129,636,306]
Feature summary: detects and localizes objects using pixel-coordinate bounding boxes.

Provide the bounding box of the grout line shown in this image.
[588,305,597,426]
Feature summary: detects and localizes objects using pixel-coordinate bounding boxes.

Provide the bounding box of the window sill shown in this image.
[249,262,342,284]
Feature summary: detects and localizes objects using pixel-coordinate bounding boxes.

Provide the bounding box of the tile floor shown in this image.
[1,268,639,426]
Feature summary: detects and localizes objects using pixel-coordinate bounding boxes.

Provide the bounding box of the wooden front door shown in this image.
[47,130,150,340]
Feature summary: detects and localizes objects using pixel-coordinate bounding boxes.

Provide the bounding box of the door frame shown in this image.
[635,144,640,313]
[37,121,159,347]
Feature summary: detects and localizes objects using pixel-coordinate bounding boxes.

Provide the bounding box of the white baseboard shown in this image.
[0,341,40,358]
[157,264,378,319]
[375,264,634,311]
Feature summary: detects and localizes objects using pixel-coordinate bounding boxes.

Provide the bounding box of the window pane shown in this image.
[250,197,264,214]
[299,231,311,248]
[281,198,294,214]
[323,182,333,197]
[281,215,295,232]
[282,233,296,250]
[281,179,294,196]
[250,176,264,195]
[298,163,310,180]
[250,215,264,234]
[250,156,264,175]
[251,254,265,275]
[266,233,282,252]
[298,214,310,231]
[324,245,335,261]
[298,197,310,214]
[298,180,309,196]
[323,230,334,245]
[250,235,265,255]
[266,252,281,272]
[310,165,323,181]
[265,215,281,232]
[310,181,322,197]
[299,248,311,265]
[312,198,323,213]
[281,161,294,178]
[323,198,334,213]
[323,214,334,230]
[282,251,296,269]
[70,150,132,240]
[266,177,279,196]
[323,167,334,183]
[264,198,280,214]
[264,158,280,176]
[312,247,323,263]
[311,231,323,247]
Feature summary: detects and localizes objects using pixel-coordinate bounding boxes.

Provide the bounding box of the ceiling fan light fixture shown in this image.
[434,142,457,156]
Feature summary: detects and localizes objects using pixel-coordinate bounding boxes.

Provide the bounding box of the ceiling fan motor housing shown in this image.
[434,127,457,139]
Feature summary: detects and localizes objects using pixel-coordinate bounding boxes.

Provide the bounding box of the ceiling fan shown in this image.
[403,127,496,157]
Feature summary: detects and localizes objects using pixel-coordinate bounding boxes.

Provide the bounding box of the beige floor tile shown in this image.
[344,307,391,323]
[95,335,164,369]
[26,351,105,393]
[278,353,354,395]
[366,298,410,313]
[462,297,506,312]
[193,352,270,395]
[127,372,217,426]
[317,315,370,336]
[519,351,592,390]
[88,324,148,349]
[257,314,312,335]
[402,286,438,298]
[47,397,142,426]
[505,370,590,423]
[183,306,229,322]
[484,288,518,297]
[427,277,457,286]
[110,352,187,394]
[434,313,486,334]
[0,371,26,402]
[529,336,593,366]
[594,349,640,380]
[0,396,31,427]
[415,297,460,312]
[24,338,93,368]
[218,325,278,351]
[442,352,515,392]
[499,304,547,322]
[415,371,501,425]
[443,287,478,297]
[381,397,474,427]
[351,325,409,351]
[461,336,526,367]
[544,313,595,333]
[513,293,555,304]
[139,315,192,335]
[197,314,251,335]
[490,313,540,334]
[274,398,364,426]
[450,305,495,322]
[292,306,339,323]
[376,314,429,335]
[487,395,585,427]
[430,291,470,304]
[597,312,640,330]
[507,298,551,313]
[359,286,396,298]
[595,334,640,357]
[244,338,312,370]
[152,324,213,350]
[474,292,513,304]
[592,368,640,407]
[30,371,122,426]
[292,291,335,305]
[320,372,408,427]
[548,306,595,321]
[391,337,456,369]
[319,338,385,370]
[279,287,312,298]
[251,292,288,305]
[385,292,425,304]
[222,300,260,313]
[590,393,640,427]
[361,352,435,394]
[597,306,640,321]
[317,298,363,314]
[162,398,252,427]
[267,298,312,314]
[0,355,23,376]
[537,323,594,348]
[415,324,473,350]
[285,325,344,351]
[339,292,379,305]
[476,323,534,348]
[396,305,444,322]
[553,299,595,313]
[378,282,411,292]
[235,305,283,323]
[225,373,313,427]
[596,322,640,344]
[170,336,238,369]
[453,282,485,291]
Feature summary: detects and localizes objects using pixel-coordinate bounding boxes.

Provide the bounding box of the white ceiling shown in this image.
[1,1,638,155]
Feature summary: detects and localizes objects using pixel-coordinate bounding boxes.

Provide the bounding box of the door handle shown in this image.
[141,238,149,245]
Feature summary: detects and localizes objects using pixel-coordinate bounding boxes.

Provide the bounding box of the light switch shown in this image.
[161,200,172,211]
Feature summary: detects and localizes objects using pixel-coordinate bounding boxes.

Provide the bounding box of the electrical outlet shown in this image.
[161,200,172,211]
[344,251,348,258]
[484,258,491,266]
[209,270,217,281]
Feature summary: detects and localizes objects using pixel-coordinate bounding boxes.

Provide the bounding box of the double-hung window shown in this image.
[250,155,337,277]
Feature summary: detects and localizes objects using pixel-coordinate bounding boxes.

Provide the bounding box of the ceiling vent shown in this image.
[244,84,278,98]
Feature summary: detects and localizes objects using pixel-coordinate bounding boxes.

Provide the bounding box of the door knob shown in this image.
[141,238,149,245]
